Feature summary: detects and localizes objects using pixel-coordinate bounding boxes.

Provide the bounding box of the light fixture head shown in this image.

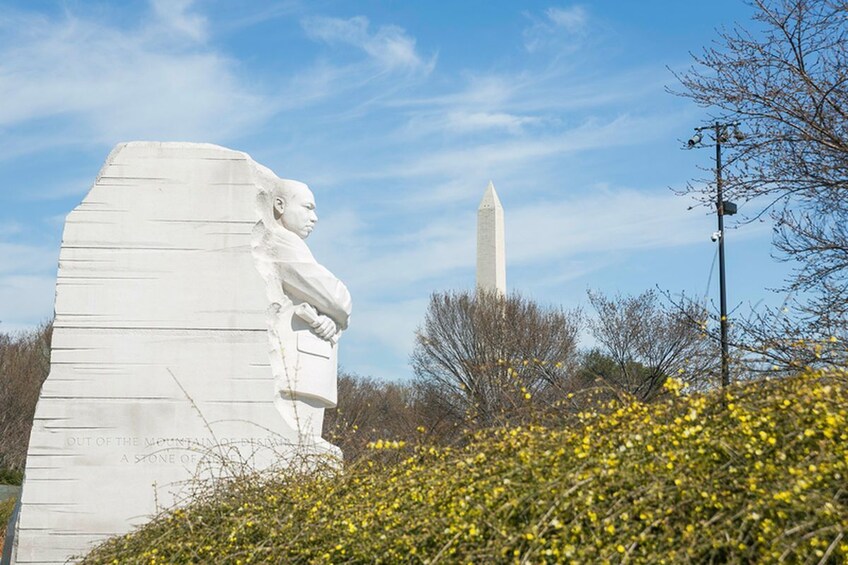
[687,132,703,148]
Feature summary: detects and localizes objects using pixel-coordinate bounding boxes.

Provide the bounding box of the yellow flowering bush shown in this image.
[84,368,848,564]
[0,495,15,553]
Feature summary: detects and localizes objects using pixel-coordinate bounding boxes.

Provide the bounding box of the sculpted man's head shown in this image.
[272,180,317,239]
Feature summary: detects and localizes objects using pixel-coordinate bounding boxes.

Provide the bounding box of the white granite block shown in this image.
[11,142,349,564]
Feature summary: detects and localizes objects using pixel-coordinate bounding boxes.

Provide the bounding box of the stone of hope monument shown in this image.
[8,142,351,564]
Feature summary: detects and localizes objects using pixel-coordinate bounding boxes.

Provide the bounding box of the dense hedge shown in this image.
[84,369,848,564]
[0,496,15,555]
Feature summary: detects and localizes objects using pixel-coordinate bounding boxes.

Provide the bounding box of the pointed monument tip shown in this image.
[479,181,502,210]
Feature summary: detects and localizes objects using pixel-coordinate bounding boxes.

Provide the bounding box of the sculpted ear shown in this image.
[273,197,285,218]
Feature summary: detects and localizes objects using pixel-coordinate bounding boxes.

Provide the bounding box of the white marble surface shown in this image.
[11,142,344,564]
[252,175,352,440]
[477,181,506,294]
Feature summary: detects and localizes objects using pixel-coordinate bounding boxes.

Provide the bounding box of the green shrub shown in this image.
[0,468,23,486]
[84,369,848,564]
[0,495,15,552]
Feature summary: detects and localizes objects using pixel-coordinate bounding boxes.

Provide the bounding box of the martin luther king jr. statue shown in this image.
[251,167,352,443]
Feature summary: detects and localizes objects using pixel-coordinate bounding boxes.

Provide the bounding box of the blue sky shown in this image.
[0,0,794,380]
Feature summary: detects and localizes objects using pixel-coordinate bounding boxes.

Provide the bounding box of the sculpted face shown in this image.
[274,182,318,239]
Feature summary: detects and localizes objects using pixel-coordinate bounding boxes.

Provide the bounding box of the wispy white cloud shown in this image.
[391,65,671,125]
[0,241,58,328]
[352,226,475,291]
[349,298,427,359]
[366,113,680,193]
[150,0,208,42]
[283,88,691,204]
[391,73,522,111]
[264,15,436,113]
[508,188,707,264]
[279,59,401,112]
[526,257,613,289]
[0,222,23,237]
[546,6,589,33]
[22,178,93,201]
[0,5,272,154]
[508,186,771,266]
[0,243,58,276]
[0,275,56,330]
[301,15,434,74]
[215,3,303,32]
[450,112,541,133]
[407,111,542,136]
[311,206,475,296]
[524,5,589,53]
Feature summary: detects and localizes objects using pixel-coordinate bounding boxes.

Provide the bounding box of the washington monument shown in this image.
[476,181,506,294]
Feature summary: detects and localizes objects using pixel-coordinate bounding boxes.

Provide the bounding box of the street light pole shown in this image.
[688,121,741,390]
[714,123,730,389]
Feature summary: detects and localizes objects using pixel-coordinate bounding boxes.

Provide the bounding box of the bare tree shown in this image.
[673,0,848,333]
[323,372,466,460]
[323,372,422,461]
[700,299,846,377]
[410,290,582,428]
[0,322,53,473]
[587,290,718,399]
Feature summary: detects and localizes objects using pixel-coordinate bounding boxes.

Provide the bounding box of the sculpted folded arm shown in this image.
[279,261,352,331]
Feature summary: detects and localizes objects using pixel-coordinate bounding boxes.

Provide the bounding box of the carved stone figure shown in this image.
[251,173,352,440]
[10,143,347,565]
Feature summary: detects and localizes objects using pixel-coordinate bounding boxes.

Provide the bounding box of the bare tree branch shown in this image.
[671,0,848,334]
[587,290,719,398]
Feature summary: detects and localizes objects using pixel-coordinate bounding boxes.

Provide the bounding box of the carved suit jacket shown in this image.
[252,224,352,408]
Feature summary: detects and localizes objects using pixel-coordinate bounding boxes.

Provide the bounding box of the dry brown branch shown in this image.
[0,322,53,472]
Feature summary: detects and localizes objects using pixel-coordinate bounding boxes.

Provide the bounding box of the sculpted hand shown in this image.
[311,314,337,341]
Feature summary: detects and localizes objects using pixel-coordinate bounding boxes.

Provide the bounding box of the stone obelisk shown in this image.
[477,181,506,294]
